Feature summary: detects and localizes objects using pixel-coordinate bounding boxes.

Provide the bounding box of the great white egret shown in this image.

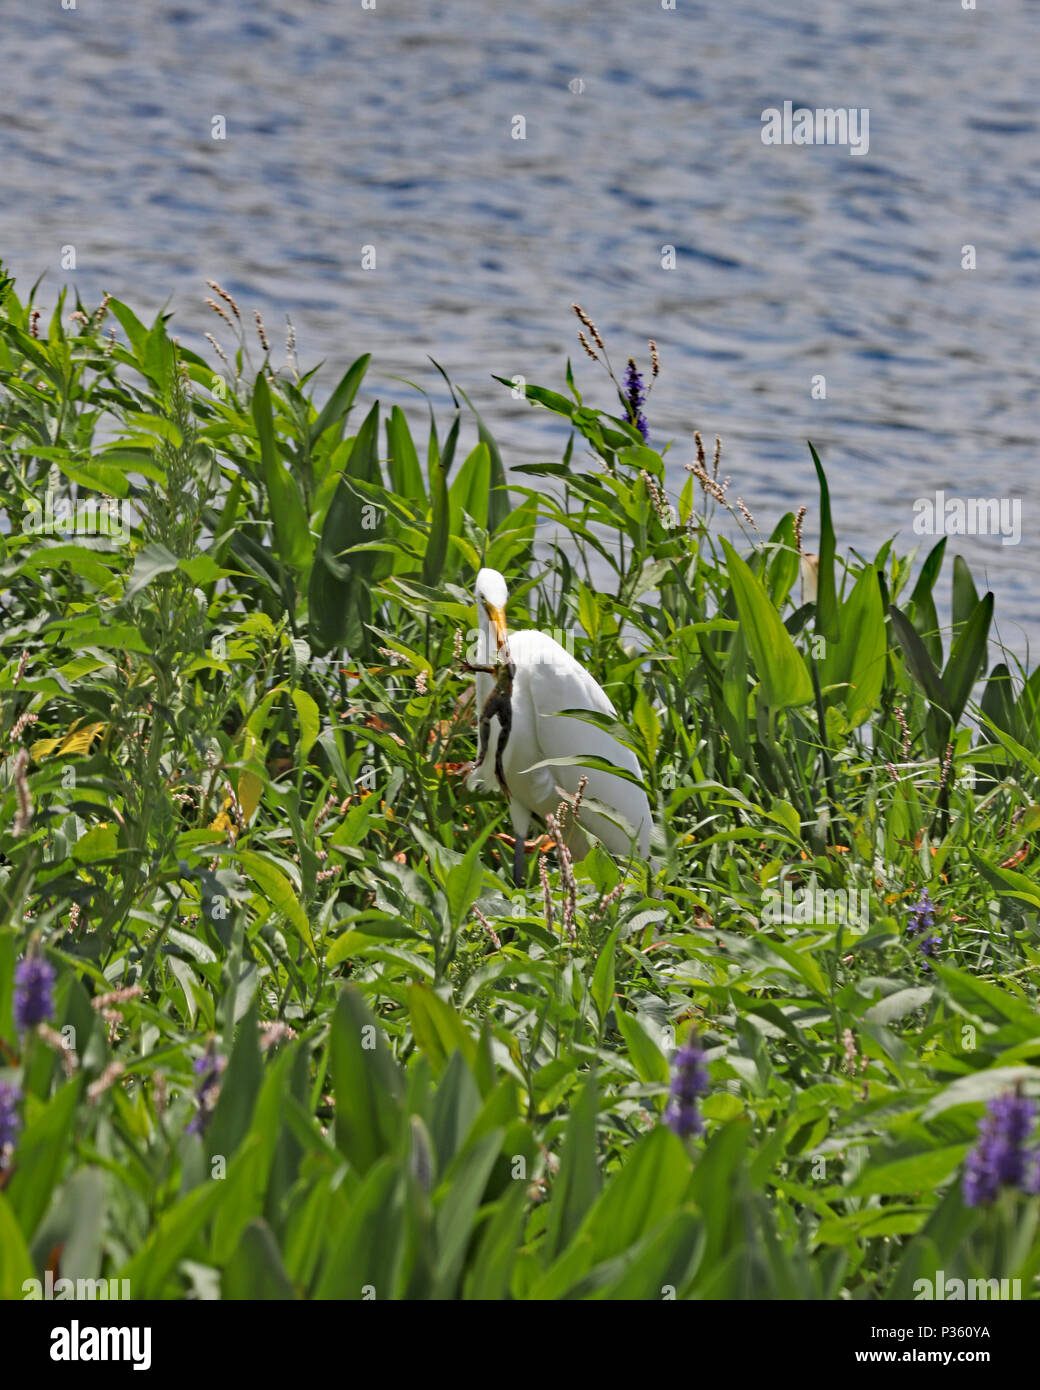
[466,568,652,883]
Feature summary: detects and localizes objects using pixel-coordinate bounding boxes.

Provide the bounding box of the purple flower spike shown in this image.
[919,933,942,967]
[14,955,55,1029]
[622,359,649,442]
[963,1091,1039,1207]
[0,1082,22,1152]
[905,890,937,936]
[186,1047,227,1136]
[664,1036,709,1139]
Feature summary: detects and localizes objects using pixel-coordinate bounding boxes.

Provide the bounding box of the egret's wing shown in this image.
[509,630,651,856]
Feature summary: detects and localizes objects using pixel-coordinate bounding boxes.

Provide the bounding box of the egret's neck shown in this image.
[475,610,495,710]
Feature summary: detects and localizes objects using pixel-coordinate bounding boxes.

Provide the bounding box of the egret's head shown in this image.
[475,567,509,654]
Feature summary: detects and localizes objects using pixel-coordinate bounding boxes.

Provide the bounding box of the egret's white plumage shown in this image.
[468,568,652,879]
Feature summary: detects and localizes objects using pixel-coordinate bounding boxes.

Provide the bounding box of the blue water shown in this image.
[2,0,1038,660]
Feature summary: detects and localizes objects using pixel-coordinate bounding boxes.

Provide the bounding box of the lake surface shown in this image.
[3,0,1037,659]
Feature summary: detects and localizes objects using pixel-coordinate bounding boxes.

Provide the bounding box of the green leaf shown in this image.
[449,441,491,533]
[456,384,511,532]
[313,1158,405,1299]
[119,1177,227,1298]
[819,564,886,726]
[462,1181,528,1299]
[721,538,813,709]
[445,836,487,932]
[932,962,1040,1029]
[591,927,620,1031]
[942,591,993,727]
[809,442,839,641]
[423,432,451,587]
[843,1145,968,1197]
[291,688,321,762]
[433,1128,504,1296]
[923,1065,1040,1120]
[222,1219,298,1299]
[236,849,315,957]
[616,1007,671,1087]
[124,541,178,601]
[545,1072,600,1260]
[968,850,1040,909]
[431,1049,482,1170]
[688,1118,752,1268]
[331,986,404,1174]
[107,297,149,360]
[5,1078,83,1240]
[309,354,370,446]
[909,537,947,667]
[586,1210,700,1300]
[631,687,661,759]
[386,405,426,504]
[862,986,933,1026]
[72,823,119,863]
[887,604,951,712]
[408,985,477,1075]
[753,932,830,998]
[577,1125,692,1265]
[976,712,1040,784]
[0,1192,35,1298]
[952,553,979,637]
[207,997,262,1162]
[252,372,310,571]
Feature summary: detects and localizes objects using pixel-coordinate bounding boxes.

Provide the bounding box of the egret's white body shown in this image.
[468,569,652,878]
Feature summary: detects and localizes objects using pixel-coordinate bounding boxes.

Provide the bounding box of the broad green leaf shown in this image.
[252,372,310,571]
[222,1219,298,1300]
[721,538,812,709]
[408,985,477,1075]
[331,986,404,1174]
[5,1079,83,1240]
[309,353,370,446]
[236,849,315,957]
[0,1192,34,1299]
[291,688,321,762]
[386,404,426,504]
[545,1073,600,1260]
[616,1007,671,1087]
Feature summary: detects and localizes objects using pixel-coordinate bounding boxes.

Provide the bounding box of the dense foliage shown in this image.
[1,268,1039,1300]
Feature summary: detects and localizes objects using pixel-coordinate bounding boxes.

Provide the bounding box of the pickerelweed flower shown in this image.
[621,358,649,442]
[918,933,942,967]
[905,889,937,936]
[664,1035,709,1138]
[186,1046,227,1136]
[962,1090,1040,1207]
[0,1081,22,1153]
[14,954,55,1029]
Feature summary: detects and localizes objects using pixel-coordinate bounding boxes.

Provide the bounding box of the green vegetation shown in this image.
[1,268,1039,1300]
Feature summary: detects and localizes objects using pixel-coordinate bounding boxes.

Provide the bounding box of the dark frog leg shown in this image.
[490,681,513,796]
[465,659,515,799]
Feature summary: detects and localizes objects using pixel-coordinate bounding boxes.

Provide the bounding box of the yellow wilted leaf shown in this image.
[61,722,106,755]
[210,798,237,837]
[31,720,106,761]
[238,727,263,824]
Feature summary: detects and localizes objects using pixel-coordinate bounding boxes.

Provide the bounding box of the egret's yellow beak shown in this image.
[485,603,509,654]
